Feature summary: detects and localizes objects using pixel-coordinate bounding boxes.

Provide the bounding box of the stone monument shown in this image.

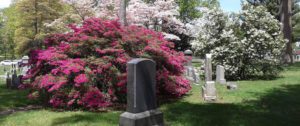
[202,81,217,101]
[183,50,200,84]
[11,70,20,89]
[204,54,212,81]
[216,65,226,84]
[6,72,11,88]
[20,56,30,76]
[21,56,29,64]
[184,50,193,66]
[119,58,164,126]
[202,54,217,101]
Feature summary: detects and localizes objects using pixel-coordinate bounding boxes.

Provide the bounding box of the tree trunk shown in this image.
[119,0,127,26]
[281,0,294,64]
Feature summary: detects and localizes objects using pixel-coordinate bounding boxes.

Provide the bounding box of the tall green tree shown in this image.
[0,5,19,59]
[177,0,220,23]
[293,3,300,40]
[14,0,65,54]
[0,10,5,56]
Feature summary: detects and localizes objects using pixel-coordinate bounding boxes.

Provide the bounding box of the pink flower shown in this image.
[74,74,88,86]
[50,98,64,108]
[82,87,110,108]
[24,18,191,110]
[67,99,75,106]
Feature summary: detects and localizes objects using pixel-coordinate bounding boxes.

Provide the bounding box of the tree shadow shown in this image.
[1,70,300,125]
[0,84,299,126]
[0,81,36,111]
[50,112,120,126]
[14,84,299,126]
[163,84,300,126]
[284,62,300,71]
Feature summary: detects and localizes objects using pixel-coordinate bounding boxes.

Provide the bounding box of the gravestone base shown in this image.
[218,79,226,85]
[202,86,217,101]
[202,81,217,101]
[120,109,164,126]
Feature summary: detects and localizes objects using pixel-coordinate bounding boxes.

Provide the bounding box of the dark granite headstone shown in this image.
[119,58,164,126]
[11,70,17,88]
[6,72,11,88]
[11,70,20,89]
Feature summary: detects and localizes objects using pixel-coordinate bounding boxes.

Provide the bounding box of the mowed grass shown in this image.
[1,63,300,126]
[0,79,35,111]
[0,65,12,75]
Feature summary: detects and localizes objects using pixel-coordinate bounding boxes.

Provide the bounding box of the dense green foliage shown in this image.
[14,0,65,54]
[247,0,300,40]
[0,5,18,59]
[177,0,220,22]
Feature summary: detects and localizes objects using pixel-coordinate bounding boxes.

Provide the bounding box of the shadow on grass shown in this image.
[284,62,300,71]
[163,84,300,126]
[26,84,300,126]
[1,63,300,125]
[50,112,120,126]
[0,81,36,111]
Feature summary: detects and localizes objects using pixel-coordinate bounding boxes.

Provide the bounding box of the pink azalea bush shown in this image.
[22,18,191,110]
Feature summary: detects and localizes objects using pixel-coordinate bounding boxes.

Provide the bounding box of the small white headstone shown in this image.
[216,65,226,84]
[184,66,200,84]
[202,81,217,101]
[227,82,238,90]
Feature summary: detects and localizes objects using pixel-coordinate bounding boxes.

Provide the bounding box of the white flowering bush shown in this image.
[190,8,229,57]
[191,3,286,80]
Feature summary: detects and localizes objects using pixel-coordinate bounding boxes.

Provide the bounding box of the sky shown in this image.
[0,0,11,9]
[220,0,242,12]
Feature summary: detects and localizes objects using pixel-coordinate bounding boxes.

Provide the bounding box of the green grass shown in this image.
[0,79,35,111]
[0,65,12,75]
[192,62,202,68]
[1,63,300,126]
[0,110,121,126]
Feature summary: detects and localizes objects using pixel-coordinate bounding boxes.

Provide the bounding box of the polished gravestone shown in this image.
[119,58,164,126]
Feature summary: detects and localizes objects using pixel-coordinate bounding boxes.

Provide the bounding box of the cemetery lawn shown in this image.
[0,79,35,111]
[1,63,300,126]
[0,65,11,75]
